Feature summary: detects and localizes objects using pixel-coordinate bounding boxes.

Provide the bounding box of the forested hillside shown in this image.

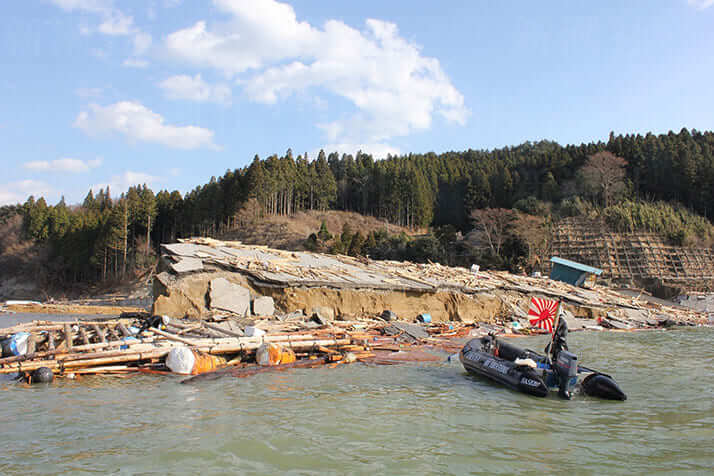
[4,128,714,285]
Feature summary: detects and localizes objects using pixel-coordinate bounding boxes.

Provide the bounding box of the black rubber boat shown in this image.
[459,320,626,400]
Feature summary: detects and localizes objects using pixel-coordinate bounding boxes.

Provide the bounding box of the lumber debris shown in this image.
[1,312,474,383]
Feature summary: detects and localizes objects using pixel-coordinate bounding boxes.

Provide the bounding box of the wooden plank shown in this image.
[64,324,73,351]
[203,322,244,338]
[78,327,90,345]
[117,323,131,338]
[91,324,106,343]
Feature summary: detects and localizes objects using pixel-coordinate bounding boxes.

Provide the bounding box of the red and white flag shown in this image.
[528,297,559,333]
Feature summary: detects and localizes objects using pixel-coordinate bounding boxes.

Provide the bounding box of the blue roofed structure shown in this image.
[549,257,603,287]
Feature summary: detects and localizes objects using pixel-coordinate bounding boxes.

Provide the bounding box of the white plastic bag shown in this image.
[10,332,31,356]
[165,346,196,374]
[245,326,266,337]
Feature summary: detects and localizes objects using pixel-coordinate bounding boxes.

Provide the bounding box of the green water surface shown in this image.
[1,328,712,475]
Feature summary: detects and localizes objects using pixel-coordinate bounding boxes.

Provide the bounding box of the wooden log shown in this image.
[64,324,73,351]
[203,322,244,338]
[62,337,158,354]
[0,348,172,374]
[0,346,171,374]
[181,356,331,383]
[177,324,202,335]
[338,344,369,352]
[91,324,106,343]
[78,327,90,345]
[0,320,135,335]
[63,349,171,369]
[150,328,203,346]
[56,344,159,363]
[317,345,339,354]
[117,323,131,337]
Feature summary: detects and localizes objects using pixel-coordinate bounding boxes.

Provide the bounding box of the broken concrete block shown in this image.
[311,306,335,325]
[252,296,275,316]
[209,278,250,316]
[283,310,305,322]
[210,319,245,336]
[383,322,429,343]
[169,257,204,274]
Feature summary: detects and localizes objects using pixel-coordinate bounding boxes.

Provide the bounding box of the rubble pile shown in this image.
[153,238,708,328]
[0,313,478,383]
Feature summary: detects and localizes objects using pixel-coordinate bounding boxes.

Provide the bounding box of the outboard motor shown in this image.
[554,350,577,399]
[547,317,575,398]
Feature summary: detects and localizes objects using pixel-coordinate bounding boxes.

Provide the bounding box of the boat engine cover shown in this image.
[555,350,577,398]
[556,350,578,379]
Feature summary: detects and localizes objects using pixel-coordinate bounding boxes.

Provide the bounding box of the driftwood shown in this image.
[0,312,467,382]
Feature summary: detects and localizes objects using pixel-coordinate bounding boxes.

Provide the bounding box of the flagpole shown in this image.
[548,301,563,361]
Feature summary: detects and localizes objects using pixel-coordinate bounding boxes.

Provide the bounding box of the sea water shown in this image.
[1,324,712,475]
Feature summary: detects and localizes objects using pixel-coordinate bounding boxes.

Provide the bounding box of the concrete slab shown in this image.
[169,257,204,274]
[209,278,250,316]
[253,296,275,316]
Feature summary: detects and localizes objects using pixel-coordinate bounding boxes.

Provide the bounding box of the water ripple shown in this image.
[1,328,713,474]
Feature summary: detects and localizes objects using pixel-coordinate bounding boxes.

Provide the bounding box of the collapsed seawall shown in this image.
[152,238,706,328]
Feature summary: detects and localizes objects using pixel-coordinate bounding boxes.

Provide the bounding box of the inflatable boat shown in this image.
[459,327,626,400]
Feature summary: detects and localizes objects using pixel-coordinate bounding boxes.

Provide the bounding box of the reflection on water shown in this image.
[1,328,713,475]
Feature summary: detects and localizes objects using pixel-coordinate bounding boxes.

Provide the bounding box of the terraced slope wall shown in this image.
[551,218,714,290]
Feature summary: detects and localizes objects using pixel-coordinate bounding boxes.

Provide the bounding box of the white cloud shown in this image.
[133,32,152,54]
[159,74,232,104]
[51,0,132,35]
[74,101,219,150]
[50,0,114,14]
[122,58,149,68]
[688,0,714,9]
[23,157,103,173]
[97,11,134,35]
[164,0,468,150]
[165,0,319,75]
[51,0,152,64]
[90,171,161,196]
[0,180,54,206]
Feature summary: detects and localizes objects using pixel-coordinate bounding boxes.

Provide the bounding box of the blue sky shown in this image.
[2,0,714,205]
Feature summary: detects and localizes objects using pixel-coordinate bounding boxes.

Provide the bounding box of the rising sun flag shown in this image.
[528,297,560,333]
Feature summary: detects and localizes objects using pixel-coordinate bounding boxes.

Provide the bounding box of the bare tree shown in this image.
[580,151,628,207]
[510,213,552,273]
[470,208,516,257]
